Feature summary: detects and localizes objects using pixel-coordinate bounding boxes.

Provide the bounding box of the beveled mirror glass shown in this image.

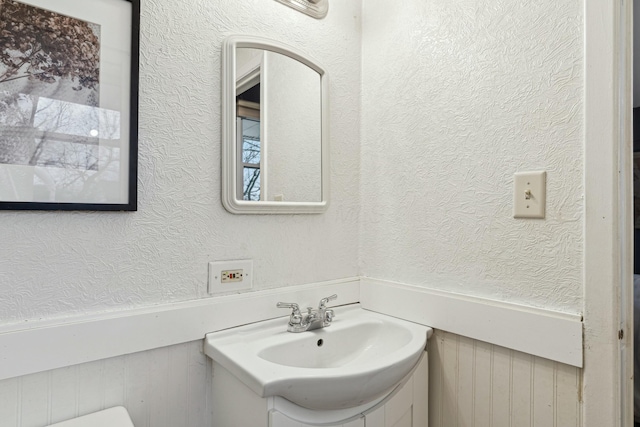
[222,36,329,214]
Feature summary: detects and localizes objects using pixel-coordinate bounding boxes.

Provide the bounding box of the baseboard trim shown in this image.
[0,278,360,381]
[0,275,583,381]
[360,277,583,367]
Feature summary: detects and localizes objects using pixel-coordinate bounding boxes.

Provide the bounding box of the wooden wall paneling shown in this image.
[441,332,459,425]
[412,351,428,427]
[49,366,78,424]
[147,346,170,427]
[532,357,555,426]
[490,346,511,427]
[428,332,443,427]
[0,378,19,426]
[456,336,474,426]
[19,373,49,427]
[187,342,210,427]
[473,340,493,427]
[555,362,581,427]
[510,351,533,427]
[428,330,582,427]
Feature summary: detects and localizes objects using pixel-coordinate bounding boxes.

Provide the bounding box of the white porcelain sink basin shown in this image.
[204,304,431,410]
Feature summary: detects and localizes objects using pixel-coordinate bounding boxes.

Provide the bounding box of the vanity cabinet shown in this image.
[212,352,429,427]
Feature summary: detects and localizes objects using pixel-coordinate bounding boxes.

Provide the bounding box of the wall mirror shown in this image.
[221,35,329,214]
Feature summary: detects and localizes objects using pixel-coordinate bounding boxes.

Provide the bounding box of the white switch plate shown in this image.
[513,171,546,219]
[208,260,253,294]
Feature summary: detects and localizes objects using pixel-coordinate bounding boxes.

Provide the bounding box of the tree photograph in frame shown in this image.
[0,0,139,210]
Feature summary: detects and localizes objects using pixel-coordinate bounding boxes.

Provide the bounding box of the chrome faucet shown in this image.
[277,294,337,333]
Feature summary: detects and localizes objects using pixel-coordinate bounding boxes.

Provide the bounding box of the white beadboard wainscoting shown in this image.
[0,277,584,427]
[0,341,210,427]
[428,330,582,427]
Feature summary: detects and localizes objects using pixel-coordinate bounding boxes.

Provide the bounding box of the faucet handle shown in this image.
[277,302,301,314]
[319,294,337,309]
[325,309,335,323]
[277,302,302,326]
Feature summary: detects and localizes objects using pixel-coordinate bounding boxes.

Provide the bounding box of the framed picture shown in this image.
[0,0,139,211]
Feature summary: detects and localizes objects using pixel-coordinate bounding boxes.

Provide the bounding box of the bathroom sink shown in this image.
[204,304,431,410]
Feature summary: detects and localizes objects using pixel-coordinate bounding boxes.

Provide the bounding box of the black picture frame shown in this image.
[0,0,139,211]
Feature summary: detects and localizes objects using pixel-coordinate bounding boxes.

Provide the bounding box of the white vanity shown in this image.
[212,34,433,424]
[204,304,432,427]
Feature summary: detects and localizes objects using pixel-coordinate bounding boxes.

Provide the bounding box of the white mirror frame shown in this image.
[221,35,330,214]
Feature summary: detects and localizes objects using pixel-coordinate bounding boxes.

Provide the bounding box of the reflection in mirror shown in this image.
[222,36,328,214]
[235,48,262,201]
[235,48,322,203]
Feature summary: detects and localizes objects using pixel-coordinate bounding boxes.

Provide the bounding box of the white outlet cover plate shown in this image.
[513,171,546,219]
[208,259,253,294]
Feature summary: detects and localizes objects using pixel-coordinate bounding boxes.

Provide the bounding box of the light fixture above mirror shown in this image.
[221,36,329,214]
[273,0,328,19]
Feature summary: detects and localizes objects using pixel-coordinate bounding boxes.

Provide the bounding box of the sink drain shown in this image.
[317,339,324,347]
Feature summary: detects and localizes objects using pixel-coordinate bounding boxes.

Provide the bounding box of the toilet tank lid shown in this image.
[45,407,134,427]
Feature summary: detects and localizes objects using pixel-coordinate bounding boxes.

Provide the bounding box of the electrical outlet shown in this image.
[221,269,244,283]
[208,260,253,294]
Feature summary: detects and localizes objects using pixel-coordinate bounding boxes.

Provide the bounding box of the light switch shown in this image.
[513,171,546,219]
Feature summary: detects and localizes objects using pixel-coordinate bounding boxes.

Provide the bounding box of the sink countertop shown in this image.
[204,304,432,410]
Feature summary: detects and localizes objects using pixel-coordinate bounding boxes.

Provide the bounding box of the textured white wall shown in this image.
[0,0,361,325]
[360,0,584,313]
